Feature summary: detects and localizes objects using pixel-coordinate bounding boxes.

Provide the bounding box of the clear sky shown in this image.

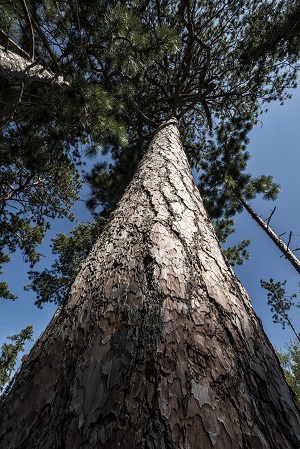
[1,88,300,367]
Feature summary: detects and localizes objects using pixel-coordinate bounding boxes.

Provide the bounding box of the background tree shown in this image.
[277,341,300,401]
[0,325,33,394]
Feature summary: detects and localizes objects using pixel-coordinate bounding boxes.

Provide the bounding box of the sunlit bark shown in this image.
[0,45,67,85]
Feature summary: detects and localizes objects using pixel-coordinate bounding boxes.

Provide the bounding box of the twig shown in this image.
[287,231,293,250]
[20,0,35,60]
[31,19,60,71]
[266,206,276,226]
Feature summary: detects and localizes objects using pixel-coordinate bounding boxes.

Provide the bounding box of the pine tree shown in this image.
[0,326,33,394]
[1,119,300,448]
[1,1,300,447]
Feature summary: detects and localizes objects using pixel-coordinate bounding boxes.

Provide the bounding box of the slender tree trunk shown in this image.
[1,119,300,449]
[240,197,300,275]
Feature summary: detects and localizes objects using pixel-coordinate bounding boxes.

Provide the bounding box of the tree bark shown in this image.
[240,197,300,275]
[1,119,300,448]
[0,45,68,85]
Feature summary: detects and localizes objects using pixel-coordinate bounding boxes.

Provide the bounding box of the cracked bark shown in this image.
[1,119,300,448]
[0,45,68,85]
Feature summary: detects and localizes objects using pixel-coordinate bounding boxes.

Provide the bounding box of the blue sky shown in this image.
[1,88,300,366]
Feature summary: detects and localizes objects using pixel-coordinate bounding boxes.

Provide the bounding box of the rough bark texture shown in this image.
[1,119,300,448]
[0,45,67,85]
[240,197,300,275]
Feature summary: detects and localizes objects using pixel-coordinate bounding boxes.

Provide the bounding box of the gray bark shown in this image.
[240,197,300,275]
[0,119,299,448]
[0,45,67,85]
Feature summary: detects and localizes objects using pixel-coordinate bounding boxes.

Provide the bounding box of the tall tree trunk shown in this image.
[240,197,300,275]
[1,119,300,448]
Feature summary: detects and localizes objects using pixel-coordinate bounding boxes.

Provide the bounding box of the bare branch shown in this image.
[20,0,35,60]
[266,206,276,226]
[129,99,158,129]
[31,19,60,71]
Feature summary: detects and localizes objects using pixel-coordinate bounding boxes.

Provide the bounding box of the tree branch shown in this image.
[176,82,216,123]
[129,99,158,129]
[20,0,35,60]
[0,29,30,59]
[0,45,68,85]
[31,19,60,71]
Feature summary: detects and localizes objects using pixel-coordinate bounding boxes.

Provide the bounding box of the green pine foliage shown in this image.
[26,219,107,307]
[223,240,251,267]
[197,117,281,264]
[0,1,128,297]
[1,124,82,298]
[260,278,299,339]
[1,1,300,304]
[240,0,300,67]
[198,117,281,222]
[277,341,300,401]
[0,325,33,394]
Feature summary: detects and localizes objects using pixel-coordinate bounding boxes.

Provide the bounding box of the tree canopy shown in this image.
[1,0,300,299]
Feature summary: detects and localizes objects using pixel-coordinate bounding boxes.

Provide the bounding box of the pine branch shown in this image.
[129,99,157,129]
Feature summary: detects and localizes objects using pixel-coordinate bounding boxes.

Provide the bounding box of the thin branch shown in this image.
[129,99,158,129]
[177,82,216,120]
[20,0,35,60]
[0,29,30,59]
[266,206,276,226]
[287,231,293,250]
[31,19,60,71]
[240,197,300,275]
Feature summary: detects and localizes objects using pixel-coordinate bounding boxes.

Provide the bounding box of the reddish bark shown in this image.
[1,119,299,448]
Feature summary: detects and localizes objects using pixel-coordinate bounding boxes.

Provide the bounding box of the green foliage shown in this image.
[260,278,299,340]
[26,219,106,307]
[0,1,128,297]
[277,340,300,401]
[1,1,300,305]
[0,253,17,299]
[213,218,236,244]
[224,239,251,267]
[0,325,33,393]
[199,117,281,222]
[240,0,300,67]
[0,125,82,298]
[197,117,281,265]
